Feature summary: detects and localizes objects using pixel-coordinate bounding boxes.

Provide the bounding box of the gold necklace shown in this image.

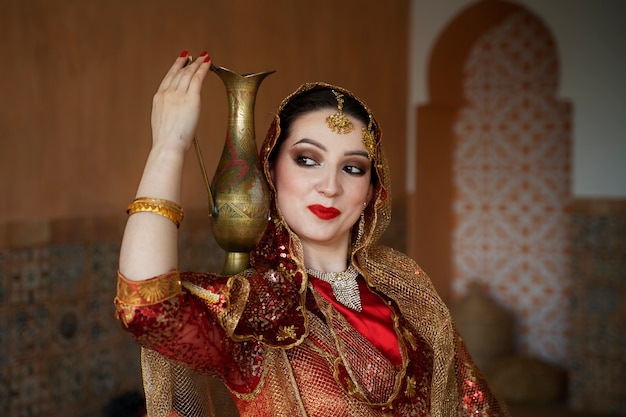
[307,265,362,311]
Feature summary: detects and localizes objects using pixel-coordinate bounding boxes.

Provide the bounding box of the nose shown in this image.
[316,168,341,197]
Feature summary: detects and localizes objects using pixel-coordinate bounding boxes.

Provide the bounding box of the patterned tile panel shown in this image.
[569,207,626,414]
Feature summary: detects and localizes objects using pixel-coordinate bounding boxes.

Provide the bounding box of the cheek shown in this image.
[272,162,290,193]
[350,179,373,205]
[366,183,374,204]
[272,161,304,210]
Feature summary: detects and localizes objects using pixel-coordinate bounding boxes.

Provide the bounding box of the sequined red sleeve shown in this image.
[230,268,308,347]
[114,270,262,393]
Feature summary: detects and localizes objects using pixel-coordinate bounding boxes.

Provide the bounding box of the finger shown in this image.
[172,51,209,92]
[188,53,212,93]
[157,51,191,92]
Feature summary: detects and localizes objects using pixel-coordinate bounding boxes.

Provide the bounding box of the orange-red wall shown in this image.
[0,0,409,230]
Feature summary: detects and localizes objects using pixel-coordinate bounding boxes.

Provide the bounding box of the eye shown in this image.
[295,155,318,166]
[343,164,367,176]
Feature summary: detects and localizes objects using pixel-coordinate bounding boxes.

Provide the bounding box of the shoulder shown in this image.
[358,245,447,311]
[360,245,423,281]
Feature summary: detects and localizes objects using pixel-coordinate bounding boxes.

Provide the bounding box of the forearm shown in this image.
[118,51,211,281]
[119,146,186,281]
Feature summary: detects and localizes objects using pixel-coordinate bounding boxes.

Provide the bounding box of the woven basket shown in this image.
[451,282,515,370]
[486,355,567,404]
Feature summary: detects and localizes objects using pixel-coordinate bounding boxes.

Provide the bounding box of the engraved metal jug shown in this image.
[197,65,274,275]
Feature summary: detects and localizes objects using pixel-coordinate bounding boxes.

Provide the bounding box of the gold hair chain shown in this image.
[326,90,355,134]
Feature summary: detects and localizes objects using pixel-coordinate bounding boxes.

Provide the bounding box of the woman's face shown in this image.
[271,108,374,249]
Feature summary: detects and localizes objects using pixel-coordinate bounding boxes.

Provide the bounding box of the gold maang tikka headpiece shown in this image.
[362,114,376,160]
[326,90,355,134]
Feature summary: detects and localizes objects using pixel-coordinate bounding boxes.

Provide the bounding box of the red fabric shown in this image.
[310,276,402,366]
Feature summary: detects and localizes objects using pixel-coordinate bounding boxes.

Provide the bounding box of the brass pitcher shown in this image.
[195,65,274,276]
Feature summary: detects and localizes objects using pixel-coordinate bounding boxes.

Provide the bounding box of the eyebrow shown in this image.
[293,138,369,159]
[293,138,326,151]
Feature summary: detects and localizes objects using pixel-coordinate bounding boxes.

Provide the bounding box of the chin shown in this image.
[300,231,351,246]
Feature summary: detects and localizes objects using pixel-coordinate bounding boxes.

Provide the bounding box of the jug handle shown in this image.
[193,137,217,217]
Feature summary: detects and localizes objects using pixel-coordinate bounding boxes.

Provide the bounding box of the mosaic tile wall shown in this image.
[0,241,142,416]
[568,200,626,415]
[0,213,225,416]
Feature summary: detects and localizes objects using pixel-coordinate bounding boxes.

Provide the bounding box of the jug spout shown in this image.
[210,64,275,94]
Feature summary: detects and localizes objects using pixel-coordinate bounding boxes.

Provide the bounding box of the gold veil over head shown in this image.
[259,82,392,265]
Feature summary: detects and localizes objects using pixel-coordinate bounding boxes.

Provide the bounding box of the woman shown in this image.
[115,51,509,417]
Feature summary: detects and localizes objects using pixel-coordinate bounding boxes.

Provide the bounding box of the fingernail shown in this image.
[199,51,208,57]
[203,54,211,63]
[180,50,189,58]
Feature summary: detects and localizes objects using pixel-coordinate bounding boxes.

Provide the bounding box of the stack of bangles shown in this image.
[126,197,184,228]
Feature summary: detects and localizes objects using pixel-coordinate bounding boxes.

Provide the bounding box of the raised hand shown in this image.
[150,51,212,154]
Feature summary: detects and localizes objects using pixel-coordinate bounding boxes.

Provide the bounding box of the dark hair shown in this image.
[269,88,371,164]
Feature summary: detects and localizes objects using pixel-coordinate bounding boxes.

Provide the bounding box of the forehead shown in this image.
[284,109,367,150]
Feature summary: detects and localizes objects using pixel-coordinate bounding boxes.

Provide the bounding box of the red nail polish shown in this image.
[180,50,189,58]
[199,51,208,57]
[204,54,211,63]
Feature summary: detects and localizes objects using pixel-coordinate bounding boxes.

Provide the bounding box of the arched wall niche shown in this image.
[410,0,527,303]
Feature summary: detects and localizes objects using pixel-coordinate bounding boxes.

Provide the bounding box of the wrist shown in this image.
[148,143,188,163]
[135,146,186,203]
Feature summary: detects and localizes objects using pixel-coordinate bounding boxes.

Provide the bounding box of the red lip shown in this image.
[308,204,341,220]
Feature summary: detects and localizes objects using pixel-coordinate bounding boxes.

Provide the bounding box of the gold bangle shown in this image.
[126,197,184,228]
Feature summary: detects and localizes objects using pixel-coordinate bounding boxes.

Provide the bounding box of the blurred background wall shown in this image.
[408,1,625,414]
[0,0,624,415]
